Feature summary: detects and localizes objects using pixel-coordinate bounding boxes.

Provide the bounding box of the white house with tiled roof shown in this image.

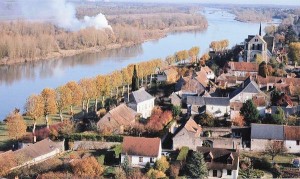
[128,88,155,118]
[121,136,161,167]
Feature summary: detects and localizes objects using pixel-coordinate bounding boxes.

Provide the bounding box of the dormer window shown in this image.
[205,152,213,162]
[227,153,234,164]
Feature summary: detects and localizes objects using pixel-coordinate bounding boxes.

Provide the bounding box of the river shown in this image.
[0,8,280,120]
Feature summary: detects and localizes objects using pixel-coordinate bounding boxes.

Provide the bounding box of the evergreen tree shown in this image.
[240,99,259,125]
[122,155,131,175]
[285,25,298,44]
[186,151,208,178]
[272,107,286,124]
[131,65,139,91]
[258,61,268,77]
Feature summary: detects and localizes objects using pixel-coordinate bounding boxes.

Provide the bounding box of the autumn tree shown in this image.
[288,42,300,64]
[71,157,104,177]
[25,94,44,133]
[200,53,210,66]
[264,141,287,161]
[146,107,173,132]
[6,110,27,140]
[240,99,259,125]
[165,55,175,65]
[176,50,189,64]
[0,152,16,176]
[41,88,57,127]
[188,46,200,63]
[154,156,169,173]
[232,114,245,127]
[186,151,208,178]
[55,85,72,121]
[111,70,123,98]
[255,54,263,65]
[79,78,96,114]
[146,169,166,179]
[66,81,83,117]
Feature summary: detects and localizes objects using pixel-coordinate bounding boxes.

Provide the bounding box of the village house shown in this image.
[251,123,300,153]
[201,66,215,80]
[187,96,230,117]
[175,75,206,101]
[172,118,202,151]
[226,62,258,77]
[121,136,161,167]
[97,103,138,134]
[256,75,300,91]
[267,105,300,117]
[11,138,64,170]
[216,74,247,88]
[157,67,178,83]
[169,92,181,107]
[229,77,262,103]
[197,147,240,179]
[128,88,155,118]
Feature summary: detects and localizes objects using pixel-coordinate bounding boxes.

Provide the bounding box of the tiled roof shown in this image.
[164,68,178,76]
[178,75,205,95]
[187,96,205,106]
[228,62,258,72]
[284,126,300,140]
[184,118,202,137]
[121,136,161,157]
[195,71,209,87]
[97,103,137,132]
[251,123,284,140]
[15,138,63,163]
[170,92,181,106]
[196,147,239,170]
[131,88,154,103]
[252,94,267,107]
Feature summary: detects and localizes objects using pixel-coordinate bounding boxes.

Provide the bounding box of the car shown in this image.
[292,158,300,168]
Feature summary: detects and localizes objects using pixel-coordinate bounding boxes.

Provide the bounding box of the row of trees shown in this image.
[209,39,229,52]
[24,59,163,132]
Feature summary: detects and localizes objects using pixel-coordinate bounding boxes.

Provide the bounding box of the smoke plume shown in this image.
[5,0,111,31]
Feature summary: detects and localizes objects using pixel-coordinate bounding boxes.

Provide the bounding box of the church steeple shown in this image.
[259,22,262,36]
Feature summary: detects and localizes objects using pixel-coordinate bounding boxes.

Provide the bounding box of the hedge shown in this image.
[67,133,123,142]
[177,146,189,161]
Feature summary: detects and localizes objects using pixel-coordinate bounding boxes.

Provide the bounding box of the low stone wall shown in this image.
[73,141,120,150]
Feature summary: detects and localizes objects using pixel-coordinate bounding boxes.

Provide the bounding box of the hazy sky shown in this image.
[113,0,300,6]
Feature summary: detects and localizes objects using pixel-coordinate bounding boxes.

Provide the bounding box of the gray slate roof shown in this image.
[187,96,229,106]
[131,88,155,103]
[270,106,300,117]
[263,36,275,52]
[251,123,284,140]
[230,77,261,99]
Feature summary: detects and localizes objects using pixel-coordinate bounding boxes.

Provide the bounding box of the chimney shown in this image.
[33,135,37,143]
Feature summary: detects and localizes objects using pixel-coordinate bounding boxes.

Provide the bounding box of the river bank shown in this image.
[0,25,206,66]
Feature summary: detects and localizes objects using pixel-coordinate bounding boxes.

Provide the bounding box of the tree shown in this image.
[66,81,83,117]
[55,85,72,121]
[195,112,214,127]
[171,105,181,118]
[0,152,16,176]
[264,141,287,161]
[165,55,175,65]
[122,154,131,175]
[6,110,27,140]
[25,94,44,133]
[288,42,300,64]
[271,107,286,124]
[114,167,127,179]
[146,169,166,179]
[232,114,245,127]
[71,157,104,177]
[132,65,139,92]
[79,78,96,114]
[270,89,281,106]
[285,25,298,44]
[240,99,259,125]
[258,61,268,77]
[41,88,57,127]
[200,53,210,66]
[188,46,200,63]
[154,156,169,173]
[186,151,208,178]
[169,162,180,179]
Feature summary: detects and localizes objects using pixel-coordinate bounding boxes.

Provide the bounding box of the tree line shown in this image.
[23,58,163,132]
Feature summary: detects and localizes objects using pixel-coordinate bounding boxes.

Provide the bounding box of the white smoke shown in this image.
[13,0,111,31]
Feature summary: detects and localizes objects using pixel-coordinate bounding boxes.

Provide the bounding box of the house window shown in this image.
[150,158,154,163]
[139,157,143,163]
[227,158,233,164]
[227,170,232,175]
[297,140,300,145]
[213,170,218,177]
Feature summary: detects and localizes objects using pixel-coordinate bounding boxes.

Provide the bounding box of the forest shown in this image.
[0,3,208,64]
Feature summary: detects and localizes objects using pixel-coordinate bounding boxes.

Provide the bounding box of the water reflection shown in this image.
[0,44,143,85]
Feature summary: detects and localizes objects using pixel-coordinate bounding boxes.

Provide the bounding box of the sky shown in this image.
[112,0,300,6]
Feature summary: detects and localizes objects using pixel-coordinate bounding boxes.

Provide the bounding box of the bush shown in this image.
[177,146,189,161]
[97,155,105,165]
[253,157,272,170]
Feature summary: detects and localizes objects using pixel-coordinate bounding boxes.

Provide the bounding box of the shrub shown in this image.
[177,146,189,161]
[97,155,105,165]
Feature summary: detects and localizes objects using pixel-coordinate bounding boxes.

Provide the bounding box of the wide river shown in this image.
[0,8,279,120]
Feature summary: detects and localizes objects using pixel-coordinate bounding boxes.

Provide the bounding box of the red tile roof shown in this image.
[228,62,258,72]
[284,126,300,140]
[122,136,161,157]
